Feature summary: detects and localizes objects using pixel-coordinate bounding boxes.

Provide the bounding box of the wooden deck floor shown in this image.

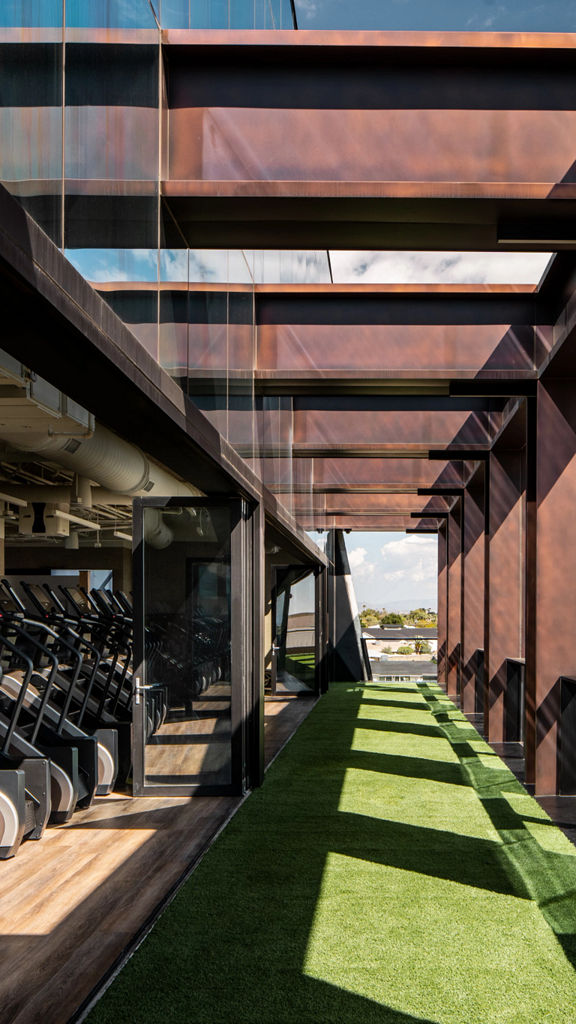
[0,696,316,1024]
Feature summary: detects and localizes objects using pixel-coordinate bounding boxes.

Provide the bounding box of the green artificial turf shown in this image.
[89,681,576,1024]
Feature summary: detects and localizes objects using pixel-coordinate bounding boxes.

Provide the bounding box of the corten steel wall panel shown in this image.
[166,34,576,192]
[299,514,434,531]
[307,457,465,490]
[257,458,466,499]
[168,106,576,188]
[256,323,540,377]
[526,381,576,794]
[65,107,158,179]
[64,40,161,285]
[162,36,576,249]
[437,522,448,687]
[461,474,485,715]
[292,408,496,449]
[290,492,449,514]
[485,450,525,744]
[0,40,63,244]
[447,500,463,699]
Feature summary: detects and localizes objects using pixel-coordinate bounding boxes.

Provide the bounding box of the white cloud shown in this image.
[65,248,159,284]
[329,250,552,285]
[297,0,319,20]
[348,546,376,579]
[379,534,437,590]
[347,531,438,611]
[348,546,367,569]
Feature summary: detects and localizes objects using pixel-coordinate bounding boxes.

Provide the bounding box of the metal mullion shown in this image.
[230,499,247,794]
[131,499,146,796]
[247,502,265,788]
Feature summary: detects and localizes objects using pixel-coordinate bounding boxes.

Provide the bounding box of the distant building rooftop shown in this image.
[370,660,437,679]
[364,626,438,641]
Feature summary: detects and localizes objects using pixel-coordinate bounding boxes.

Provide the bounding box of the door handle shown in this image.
[134,677,157,705]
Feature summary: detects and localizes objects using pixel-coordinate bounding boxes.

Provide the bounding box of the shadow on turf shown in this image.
[419,682,576,972]
[359,698,430,711]
[86,680,576,1024]
[347,747,468,787]
[354,717,446,740]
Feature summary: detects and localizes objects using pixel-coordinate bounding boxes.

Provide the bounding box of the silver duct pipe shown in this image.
[3,424,201,500]
[143,508,173,550]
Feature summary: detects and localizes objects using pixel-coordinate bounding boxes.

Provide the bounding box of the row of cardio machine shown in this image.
[0,579,165,859]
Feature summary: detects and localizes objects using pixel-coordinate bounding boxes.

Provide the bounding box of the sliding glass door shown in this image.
[132,497,250,796]
[270,566,321,697]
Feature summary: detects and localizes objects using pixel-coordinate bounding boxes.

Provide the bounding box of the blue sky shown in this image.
[347,532,438,612]
[294,1,576,32]
[66,248,552,287]
[310,530,438,612]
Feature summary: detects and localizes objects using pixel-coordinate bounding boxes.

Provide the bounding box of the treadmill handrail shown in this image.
[0,626,58,747]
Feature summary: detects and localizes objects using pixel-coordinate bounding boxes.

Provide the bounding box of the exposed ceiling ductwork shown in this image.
[0,348,202,547]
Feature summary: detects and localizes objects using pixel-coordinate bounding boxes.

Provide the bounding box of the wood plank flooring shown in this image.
[145,685,232,783]
[0,696,316,1024]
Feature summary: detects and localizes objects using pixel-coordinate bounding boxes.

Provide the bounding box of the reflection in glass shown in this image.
[329,251,553,286]
[248,249,331,284]
[0,1,61,27]
[142,504,233,787]
[0,39,63,243]
[66,0,157,28]
[273,568,316,693]
[65,248,159,282]
[160,0,295,28]
[294,0,576,32]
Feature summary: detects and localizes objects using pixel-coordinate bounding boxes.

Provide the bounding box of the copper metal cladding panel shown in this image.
[259,457,465,490]
[447,502,462,699]
[290,492,449,514]
[461,478,485,715]
[486,450,524,745]
[0,106,63,181]
[306,457,465,489]
[187,323,228,370]
[65,107,158,180]
[159,322,188,378]
[292,408,495,447]
[437,524,448,686]
[163,30,576,50]
[530,380,576,793]
[167,31,576,191]
[168,107,576,188]
[296,514,433,531]
[256,323,539,375]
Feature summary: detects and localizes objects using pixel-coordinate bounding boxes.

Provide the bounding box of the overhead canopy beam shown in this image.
[159,31,576,250]
[290,492,450,513]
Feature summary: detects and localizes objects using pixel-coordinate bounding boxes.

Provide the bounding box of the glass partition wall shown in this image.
[269,566,320,697]
[132,497,252,796]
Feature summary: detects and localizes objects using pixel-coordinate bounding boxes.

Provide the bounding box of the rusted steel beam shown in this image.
[288,456,466,489]
[525,382,576,795]
[485,449,525,745]
[163,32,576,248]
[447,499,463,700]
[297,514,427,531]
[437,522,448,687]
[461,468,486,716]
[291,492,449,514]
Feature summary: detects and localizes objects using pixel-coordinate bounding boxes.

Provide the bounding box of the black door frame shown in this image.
[132,495,253,797]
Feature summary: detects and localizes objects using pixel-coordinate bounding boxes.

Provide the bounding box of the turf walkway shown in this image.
[89,681,576,1024]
